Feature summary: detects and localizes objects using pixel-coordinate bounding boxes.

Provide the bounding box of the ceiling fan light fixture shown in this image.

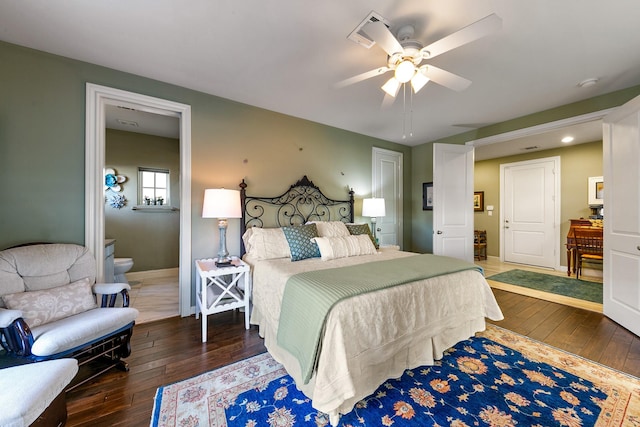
[411,72,429,93]
[394,60,415,83]
[381,77,401,97]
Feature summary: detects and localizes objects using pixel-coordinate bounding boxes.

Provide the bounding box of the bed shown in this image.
[240,176,504,425]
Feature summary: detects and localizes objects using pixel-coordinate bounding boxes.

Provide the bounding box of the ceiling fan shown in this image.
[336,13,502,98]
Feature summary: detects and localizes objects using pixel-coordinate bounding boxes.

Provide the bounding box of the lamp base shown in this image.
[215,258,233,267]
[216,219,231,267]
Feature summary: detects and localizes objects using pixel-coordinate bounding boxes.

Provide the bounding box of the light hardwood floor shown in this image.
[128,273,179,324]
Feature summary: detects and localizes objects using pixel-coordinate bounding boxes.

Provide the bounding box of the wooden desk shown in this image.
[566,219,603,276]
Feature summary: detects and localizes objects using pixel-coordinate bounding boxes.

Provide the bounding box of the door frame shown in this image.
[499,156,561,269]
[466,108,613,267]
[85,83,192,316]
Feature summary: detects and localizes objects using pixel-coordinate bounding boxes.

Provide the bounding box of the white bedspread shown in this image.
[245,250,504,425]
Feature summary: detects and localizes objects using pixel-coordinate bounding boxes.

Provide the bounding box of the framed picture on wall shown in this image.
[474,191,485,212]
[423,182,433,210]
[588,176,603,205]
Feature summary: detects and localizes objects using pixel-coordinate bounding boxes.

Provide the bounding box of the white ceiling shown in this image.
[105,105,180,139]
[473,119,604,161]
[2,1,638,152]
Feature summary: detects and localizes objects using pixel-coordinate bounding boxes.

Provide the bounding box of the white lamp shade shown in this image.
[202,189,242,218]
[362,198,386,217]
[411,72,430,93]
[381,77,401,97]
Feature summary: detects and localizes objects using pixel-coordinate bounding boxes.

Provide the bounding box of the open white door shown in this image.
[603,94,640,337]
[433,143,474,262]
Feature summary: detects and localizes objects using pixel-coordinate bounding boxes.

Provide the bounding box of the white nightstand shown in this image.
[195,257,251,343]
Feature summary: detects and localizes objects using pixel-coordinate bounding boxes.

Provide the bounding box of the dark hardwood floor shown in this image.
[65,289,640,426]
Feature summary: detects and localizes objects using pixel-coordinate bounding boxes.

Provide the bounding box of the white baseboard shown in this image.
[126,267,179,281]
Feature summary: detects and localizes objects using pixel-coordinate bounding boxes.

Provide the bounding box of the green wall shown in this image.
[0,41,412,262]
[474,140,603,264]
[3,38,640,273]
[410,84,640,253]
[105,129,181,272]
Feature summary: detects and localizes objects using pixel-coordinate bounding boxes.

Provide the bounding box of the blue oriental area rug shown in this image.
[151,325,640,426]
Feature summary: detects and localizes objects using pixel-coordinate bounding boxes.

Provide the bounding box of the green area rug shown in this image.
[486,269,602,303]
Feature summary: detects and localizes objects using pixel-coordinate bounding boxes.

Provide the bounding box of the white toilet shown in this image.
[113,258,134,284]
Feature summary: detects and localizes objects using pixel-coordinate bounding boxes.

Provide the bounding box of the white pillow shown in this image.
[246,227,292,260]
[242,227,254,253]
[308,221,350,238]
[2,277,97,326]
[312,235,377,261]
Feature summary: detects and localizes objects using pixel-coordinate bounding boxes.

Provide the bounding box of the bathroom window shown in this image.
[139,168,170,205]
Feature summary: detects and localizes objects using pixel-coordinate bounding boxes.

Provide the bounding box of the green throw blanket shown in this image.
[276,253,484,383]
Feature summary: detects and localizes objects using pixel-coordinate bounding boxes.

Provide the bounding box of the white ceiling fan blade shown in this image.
[362,21,404,56]
[420,13,502,59]
[419,65,471,91]
[334,66,391,89]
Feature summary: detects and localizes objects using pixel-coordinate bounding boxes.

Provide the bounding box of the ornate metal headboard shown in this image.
[239,176,354,255]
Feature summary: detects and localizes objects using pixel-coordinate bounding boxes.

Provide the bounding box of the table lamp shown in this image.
[362,197,386,244]
[202,188,242,266]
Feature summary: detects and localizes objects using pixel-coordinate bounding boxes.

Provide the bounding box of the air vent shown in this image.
[522,145,539,151]
[116,119,139,127]
[347,11,391,48]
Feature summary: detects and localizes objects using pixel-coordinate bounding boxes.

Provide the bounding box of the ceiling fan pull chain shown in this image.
[410,87,414,138]
[402,83,407,139]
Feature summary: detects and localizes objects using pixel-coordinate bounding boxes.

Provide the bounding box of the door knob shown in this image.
[437,230,443,234]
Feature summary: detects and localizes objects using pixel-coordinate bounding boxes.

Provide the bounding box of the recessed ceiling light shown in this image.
[561,136,574,143]
[578,78,599,88]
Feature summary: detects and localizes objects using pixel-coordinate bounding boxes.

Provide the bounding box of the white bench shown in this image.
[0,359,78,427]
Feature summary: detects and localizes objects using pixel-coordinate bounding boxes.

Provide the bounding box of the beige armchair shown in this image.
[0,243,138,389]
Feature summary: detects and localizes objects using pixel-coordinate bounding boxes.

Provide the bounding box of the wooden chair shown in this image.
[474,230,487,261]
[573,228,604,279]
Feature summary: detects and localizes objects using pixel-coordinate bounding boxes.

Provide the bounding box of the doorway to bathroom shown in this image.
[104,111,181,323]
[85,83,192,319]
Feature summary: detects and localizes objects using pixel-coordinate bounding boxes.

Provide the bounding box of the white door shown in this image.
[501,157,559,269]
[433,143,474,262]
[373,148,403,247]
[603,94,640,337]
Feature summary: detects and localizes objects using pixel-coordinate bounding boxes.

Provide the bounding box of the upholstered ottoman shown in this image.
[0,358,78,427]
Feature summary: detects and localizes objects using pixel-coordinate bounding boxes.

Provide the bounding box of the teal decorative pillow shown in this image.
[346,223,378,249]
[282,224,321,261]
